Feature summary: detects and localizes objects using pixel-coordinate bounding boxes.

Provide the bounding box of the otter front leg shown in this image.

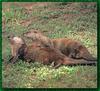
[8,54,19,64]
[11,55,19,64]
[9,47,20,64]
[8,56,14,63]
[53,60,62,69]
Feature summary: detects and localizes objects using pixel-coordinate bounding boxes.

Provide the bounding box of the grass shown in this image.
[2,2,97,88]
[2,61,97,88]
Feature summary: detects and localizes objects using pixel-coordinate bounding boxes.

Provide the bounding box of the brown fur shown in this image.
[23,29,54,48]
[24,42,96,68]
[8,35,26,63]
[8,36,96,68]
[23,30,97,61]
[52,38,97,61]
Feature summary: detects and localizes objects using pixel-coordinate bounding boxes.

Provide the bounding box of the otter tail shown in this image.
[83,55,97,61]
[63,58,97,66]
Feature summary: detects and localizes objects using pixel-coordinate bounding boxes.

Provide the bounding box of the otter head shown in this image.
[23,30,44,41]
[70,45,84,59]
[73,45,94,61]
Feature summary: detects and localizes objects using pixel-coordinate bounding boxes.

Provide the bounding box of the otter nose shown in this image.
[7,35,14,39]
[7,35,10,38]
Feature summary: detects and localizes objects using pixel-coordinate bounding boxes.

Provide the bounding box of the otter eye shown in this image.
[45,45,50,48]
[34,31,38,33]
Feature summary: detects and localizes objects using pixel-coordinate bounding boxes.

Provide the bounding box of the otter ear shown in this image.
[7,34,15,39]
[42,30,47,33]
[79,46,83,50]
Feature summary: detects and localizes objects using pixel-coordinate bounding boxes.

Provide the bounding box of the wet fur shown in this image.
[23,30,97,61]
[23,42,97,68]
[23,29,54,48]
[52,38,97,61]
[8,36,96,68]
[8,35,26,63]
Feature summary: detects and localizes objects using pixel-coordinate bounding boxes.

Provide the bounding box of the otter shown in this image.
[21,42,97,68]
[8,36,96,68]
[23,29,54,48]
[23,30,97,61]
[8,35,27,63]
[52,38,97,61]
